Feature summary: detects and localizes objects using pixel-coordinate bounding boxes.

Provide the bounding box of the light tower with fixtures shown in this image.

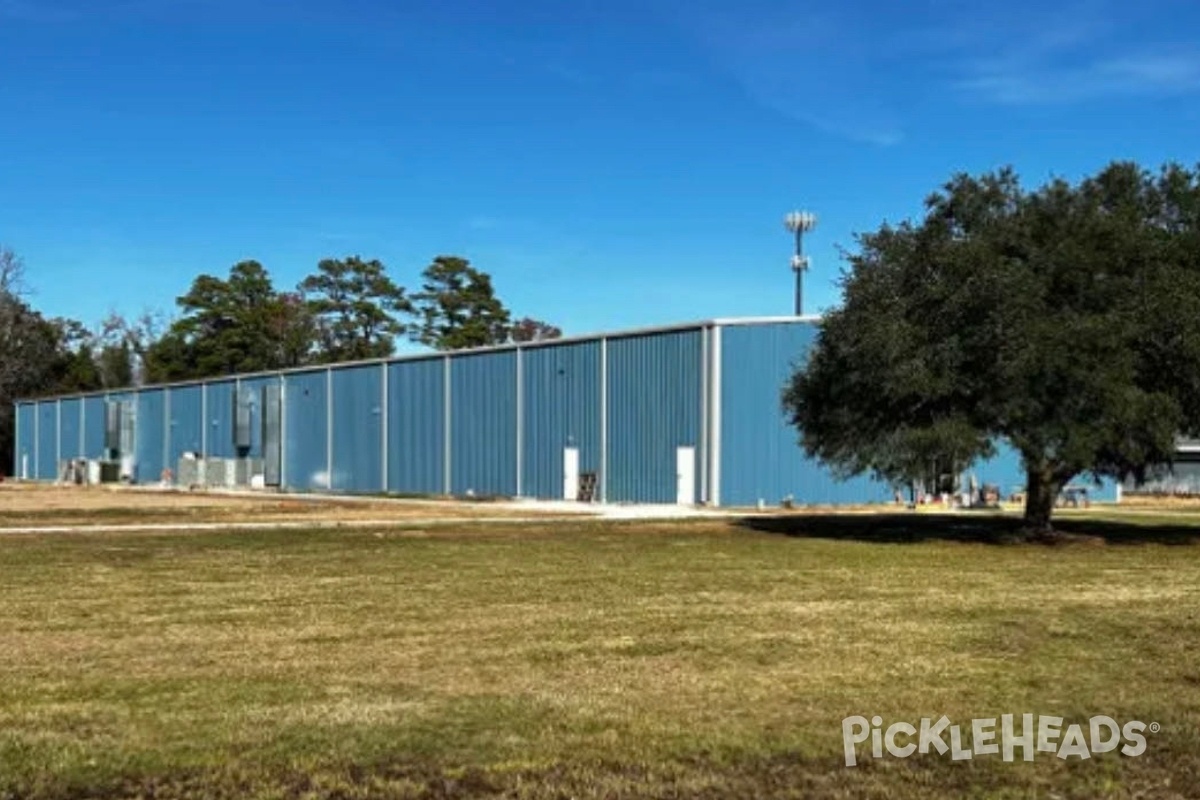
[783,210,817,316]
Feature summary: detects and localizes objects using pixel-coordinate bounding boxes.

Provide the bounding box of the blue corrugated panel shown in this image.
[967,442,1120,502]
[719,322,895,507]
[59,398,82,460]
[387,358,444,495]
[135,389,166,483]
[451,351,517,497]
[83,396,106,458]
[168,385,204,469]
[522,341,601,499]
[204,380,236,458]
[36,401,59,479]
[607,330,703,503]
[283,370,329,490]
[331,365,384,492]
[15,402,35,478]
[720,322,1122,506]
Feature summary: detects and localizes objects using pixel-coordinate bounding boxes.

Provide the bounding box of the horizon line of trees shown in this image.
[0,248,561,473]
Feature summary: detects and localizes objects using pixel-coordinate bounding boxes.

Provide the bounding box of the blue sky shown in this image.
[2,0,1199,348]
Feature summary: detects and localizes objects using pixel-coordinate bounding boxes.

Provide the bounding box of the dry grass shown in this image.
[0,483,561,528]
[0,512,1198,798]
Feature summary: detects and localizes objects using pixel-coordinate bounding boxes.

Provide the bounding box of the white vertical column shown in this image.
[700,326,709,505]
[599,337,608,503]
[14,403,21,479]
[163,388,172,480]
[326,368,334,492]
[709,325,723,507]
[380,363,389,492]
[200,383,208,456]
[443,355,452,495]
[515,347,524,498]
[33,402,39,479]
[279,376,288,489]
[55,399,62,476]
[234,376,241,457]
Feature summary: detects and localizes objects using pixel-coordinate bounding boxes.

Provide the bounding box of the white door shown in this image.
[676,446,696,505]
[563,447,580,501]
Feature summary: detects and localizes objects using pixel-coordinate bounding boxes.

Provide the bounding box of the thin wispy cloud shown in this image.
[673,3,906,147]
[942,2,1200,105]
[960,52,1200,105]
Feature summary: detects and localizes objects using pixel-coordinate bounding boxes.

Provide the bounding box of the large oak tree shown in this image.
[784,162,1200,532]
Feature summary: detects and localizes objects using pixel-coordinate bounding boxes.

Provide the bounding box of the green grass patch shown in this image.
[0,515,1197,797]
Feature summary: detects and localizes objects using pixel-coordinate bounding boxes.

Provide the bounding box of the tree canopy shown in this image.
[300,256,410,363]
[783,162,1200,532]
[510,317,563,343]
[409,256,514,350]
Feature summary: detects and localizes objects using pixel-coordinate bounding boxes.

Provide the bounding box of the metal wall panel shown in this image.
[205,380,236,458]
[167,385,204,469]
[715,322,1123,506]
[15,402,35,479]
[387,358,445,495]
[331,365,383,493]
[965,443,1118,502]
[83,396,107,459]
[283,370,329,491]
[719,322,893,506]
[135,389,166,483]
[36,401,58,479]
[522,340,602,499]
[451,351,518,497]
[606,329,703,503]
[59,398,82,460]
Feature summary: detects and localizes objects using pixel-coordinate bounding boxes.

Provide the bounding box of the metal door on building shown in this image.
[563,447,580,500]
[676,446,695,505]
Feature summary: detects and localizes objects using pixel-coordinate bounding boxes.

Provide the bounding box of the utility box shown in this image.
[104,401,122,455]
[233,389,252,453]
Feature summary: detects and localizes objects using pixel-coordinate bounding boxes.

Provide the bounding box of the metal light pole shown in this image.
[783,210,817,316]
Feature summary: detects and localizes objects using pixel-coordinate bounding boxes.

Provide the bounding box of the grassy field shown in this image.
[0,512,1198,798]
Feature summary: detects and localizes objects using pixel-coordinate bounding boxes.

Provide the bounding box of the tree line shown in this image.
[0,250,560,473]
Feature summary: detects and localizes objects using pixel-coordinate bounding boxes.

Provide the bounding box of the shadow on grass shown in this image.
[736,511,1200,546]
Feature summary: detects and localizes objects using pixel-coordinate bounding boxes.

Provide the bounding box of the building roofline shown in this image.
[15,315,823,403]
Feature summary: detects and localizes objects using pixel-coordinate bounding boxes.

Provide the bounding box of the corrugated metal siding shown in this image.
[35,402,58,479]
[283,370,329,490]
[15,402,35,478]
[387,358,444,495]
[168,385,204,469]
[59,398,82,460]
[205,380,236,458]
[331,365,383,493]
[522,341,602,499]
[967,443,1119,502]
[135,390,166,483]
[83,396,106,458]
[451,351,517,496]
[607,330,703,503]
[719,322,894,506]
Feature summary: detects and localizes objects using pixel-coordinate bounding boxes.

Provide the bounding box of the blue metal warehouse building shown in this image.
[13,316,1089,506]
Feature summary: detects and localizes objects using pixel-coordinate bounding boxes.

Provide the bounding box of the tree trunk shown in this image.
[1023,467,1059,535]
